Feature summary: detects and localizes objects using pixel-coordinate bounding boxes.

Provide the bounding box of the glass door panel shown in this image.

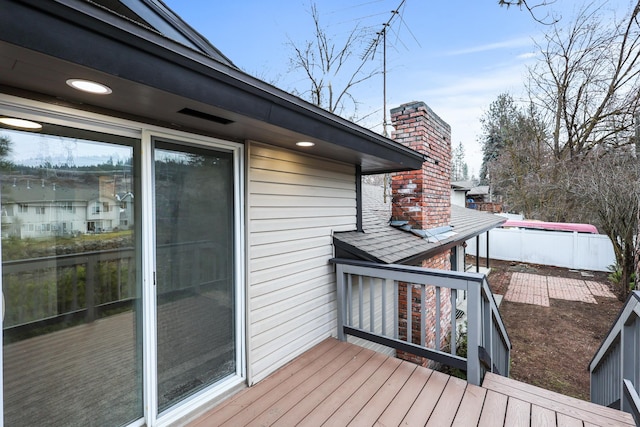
[1,125,141,426]
[154,141,235,412]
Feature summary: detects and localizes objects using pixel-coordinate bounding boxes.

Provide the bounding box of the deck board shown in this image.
[272,345,376,426]
[451,384,487,427]
[531,404,557,425]
[504,397,531,427]
[188,338,636,427]
[400,370,449,426]
[425,375,467,427]
[348,360,416,426]
[296,350,388,426]
[477,390,509,427]
[322,356,402,425]
[375,363,433,426]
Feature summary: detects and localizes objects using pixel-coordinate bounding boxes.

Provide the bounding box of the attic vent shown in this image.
[178,108,233,125]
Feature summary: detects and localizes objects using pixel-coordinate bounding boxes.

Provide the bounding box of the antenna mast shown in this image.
[363,0,405,136]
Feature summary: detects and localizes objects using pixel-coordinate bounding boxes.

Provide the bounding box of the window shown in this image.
[18,204,28,213]
[35,206,45,215]
[58,202,75,212]
[103,202,110,212]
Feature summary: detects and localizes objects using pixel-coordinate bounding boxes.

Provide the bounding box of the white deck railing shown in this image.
[590,291,640,424]
[332,258,511,386]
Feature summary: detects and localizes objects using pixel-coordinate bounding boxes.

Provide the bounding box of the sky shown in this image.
[162,0,633,177]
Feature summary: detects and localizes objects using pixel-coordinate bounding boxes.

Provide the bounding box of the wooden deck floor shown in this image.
[189,338,635,427]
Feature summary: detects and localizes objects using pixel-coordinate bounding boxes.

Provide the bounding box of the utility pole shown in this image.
[382,24,388,137]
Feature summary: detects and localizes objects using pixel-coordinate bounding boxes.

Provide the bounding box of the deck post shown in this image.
[466,281,482,386]
[485,231,490,269]
[85,256,96,323]
[336,263,346,341]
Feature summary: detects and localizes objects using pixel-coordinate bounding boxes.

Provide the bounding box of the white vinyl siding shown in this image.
[247,142,356,384]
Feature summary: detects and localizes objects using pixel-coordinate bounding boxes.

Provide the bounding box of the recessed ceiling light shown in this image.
[0,117,43,130]
[66,79,112,95]
[296,141,315,147]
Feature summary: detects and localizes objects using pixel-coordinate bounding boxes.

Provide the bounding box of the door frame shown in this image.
[0,94,246,427]
[143,130,246,426]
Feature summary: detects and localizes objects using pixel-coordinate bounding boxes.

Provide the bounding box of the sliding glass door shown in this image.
[1,125,142,426]
[0,104,244,426]
[154,140,237,413]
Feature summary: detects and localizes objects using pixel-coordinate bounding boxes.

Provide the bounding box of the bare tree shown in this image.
[528,2,640,161]
[286,2,380,119]
[570,151,639,298]
[479,93,553,218]
[498,0,559,25]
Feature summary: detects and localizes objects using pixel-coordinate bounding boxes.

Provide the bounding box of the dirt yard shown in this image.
[484,258,624,401]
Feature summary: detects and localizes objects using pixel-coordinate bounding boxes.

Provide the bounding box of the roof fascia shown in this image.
[396,218,506,265]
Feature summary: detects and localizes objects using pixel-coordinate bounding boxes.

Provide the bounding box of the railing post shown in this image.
[466,281,481,386]
[336,263,346,341]
[85,256,96,323]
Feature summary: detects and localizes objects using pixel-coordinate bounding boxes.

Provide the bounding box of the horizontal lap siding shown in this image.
[248,143,356,384]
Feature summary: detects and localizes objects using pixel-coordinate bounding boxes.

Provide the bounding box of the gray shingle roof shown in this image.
[334,184,506,265]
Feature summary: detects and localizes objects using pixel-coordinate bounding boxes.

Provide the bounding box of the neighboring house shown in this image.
[451,180,473,207]
[0,181,121,238]
[467,185,503,213]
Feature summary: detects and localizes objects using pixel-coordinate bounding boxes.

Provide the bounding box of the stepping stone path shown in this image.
[504,272,616,307]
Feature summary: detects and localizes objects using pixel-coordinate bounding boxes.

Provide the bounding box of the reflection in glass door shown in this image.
[154,141,235,412]
[1,125,141,426]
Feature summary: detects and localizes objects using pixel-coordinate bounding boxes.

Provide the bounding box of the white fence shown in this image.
[466,228,616,272]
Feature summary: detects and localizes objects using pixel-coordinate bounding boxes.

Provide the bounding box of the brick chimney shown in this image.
[390,102,454,366]
[391,101,452,232]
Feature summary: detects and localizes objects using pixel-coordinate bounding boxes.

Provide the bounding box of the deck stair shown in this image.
[482,373,635,427]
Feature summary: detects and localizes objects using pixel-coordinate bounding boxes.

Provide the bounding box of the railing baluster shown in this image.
[406,282,412,345]
[450,288,457,355]
[436,286,441,351]
[394,280,398,340]
[358,275,363,330]
[382,279,387,336]
[420,284,426,347]
[370,276,375,332]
